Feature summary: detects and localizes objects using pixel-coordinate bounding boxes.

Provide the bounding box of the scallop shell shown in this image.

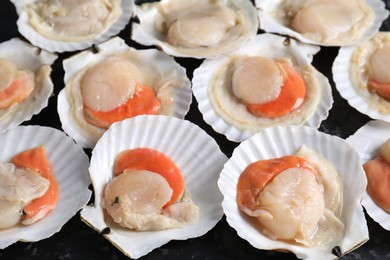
[333,32,390,122]
[218,125,368,259]
[10,0,133,53]
[346,120,390,230]
[255,0,389,46]
[0,38,57,134]
[80,115,227,259]
[0,125,91,249]
[58,36,192,149]
[131,0,259,59]
[192,33,333,143]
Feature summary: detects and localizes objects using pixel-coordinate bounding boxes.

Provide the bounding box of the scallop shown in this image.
[0,125,91,249]
[80,115,227,259]
[0,38,57,134]
[219,125,368,259]
[131,0,259,58]
[57,37,192,148]
[255,0,388,46]
[0,163,50,205]
[10,0,134,52]
[192,33,333,142]
[346,120,390,231]
[333,32,390,122]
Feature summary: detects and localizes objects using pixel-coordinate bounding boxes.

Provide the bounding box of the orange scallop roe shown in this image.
[368,80,390,101]
[237,155,316,213]
[114,148,184,207]
[246,63,306,118]
[12,146,58,223]
[0,71,35,109]
[83,84,161,129]
[363,157,390,213]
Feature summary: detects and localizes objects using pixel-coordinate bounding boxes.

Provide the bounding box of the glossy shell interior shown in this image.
[255,0,389,46]
[0,38,57,134]
[80,115,227,259]
[11,0,134,53]
[0,125,91,249]
[346,120,390,231]
[333,32,390,122]
[218,125,368,259]
[58,37,192,148]
[131,0,259,59]
[192,33,333,142]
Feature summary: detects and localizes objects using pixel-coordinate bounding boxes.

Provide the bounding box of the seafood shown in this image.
[347,120,390,230]
[192,33,333,142]
[219,125,368,259]
[58,37,192,148]
[81,115,227,259]
[334,32,390,122]
[103,148,199,231]
[0,38,57,133]
[11,0,133,52]
[237,145,344,247]
[0,125,91,249]
[255,0,388,46]
[131,0,258,58]
[363,148,390,213]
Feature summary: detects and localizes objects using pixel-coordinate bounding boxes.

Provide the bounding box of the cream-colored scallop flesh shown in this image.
[291,3,352,42]
[166,4,236,49]
[132,0,258,59]
[0,199,22,230]
[0,163,50,203]
[257,0,386,47]
[380,138,390,164]
[26,0,113,40]
[231,56,283,105]
[0,70,36,110]
[255,167,325,243]
[367,43,390,84]
[59,37,192,149]
[80,58,142,112]
[0,59,18,91]
[104,169,172,216]
[295,145,343,215]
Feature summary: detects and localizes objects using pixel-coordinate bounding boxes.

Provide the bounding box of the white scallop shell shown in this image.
[0,38,57,133]
[219,125,368,259]
[58,36,192,149]
[333,32,390,122]
[0,125,91,249]
[10,0,133,53]
[192,33,333,143]
[80,115,227,259]
[346,120,390,231]
[131,0,259,59]
[255,0,389,46]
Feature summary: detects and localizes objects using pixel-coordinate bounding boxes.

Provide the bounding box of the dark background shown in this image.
[0,0,389,259]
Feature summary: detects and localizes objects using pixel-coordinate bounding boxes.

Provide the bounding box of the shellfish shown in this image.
[57,37,192,148]
[81,115,227,259]
[131,0,259,58]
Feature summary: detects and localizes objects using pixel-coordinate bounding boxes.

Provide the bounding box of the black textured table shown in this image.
[0,1,389,259]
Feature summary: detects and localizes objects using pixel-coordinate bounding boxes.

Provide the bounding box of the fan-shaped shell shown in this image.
[80,115,227,259]
[255,0,388,46]
[346,120,390,231]
[333,32,390,122]
[0,125,91,249]
[219,125,368,259]
[10,0,134,53]
[131,0,259,59]
[192,33,333,142]
[0,38,57,133]
[58,37,192,148]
